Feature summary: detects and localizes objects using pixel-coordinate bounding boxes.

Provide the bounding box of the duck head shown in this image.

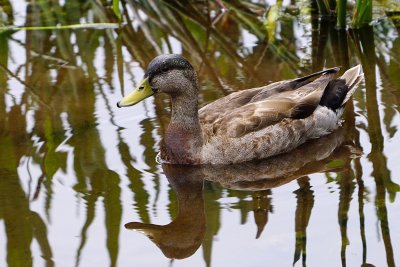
[117,54,198,108]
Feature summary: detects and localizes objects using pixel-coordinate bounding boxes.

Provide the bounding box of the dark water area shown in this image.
[1,0,400,266]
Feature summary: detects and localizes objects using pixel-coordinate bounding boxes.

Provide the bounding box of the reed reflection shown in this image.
[1,19,125,267]
[293,176,313,266]
[0,109,53,267]
[351,26,399,267]
[125,127,359,263]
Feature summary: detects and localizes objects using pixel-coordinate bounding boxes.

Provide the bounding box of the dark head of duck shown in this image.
[117,54,203,164]
[117,54,199,108]
[146,54,198,95]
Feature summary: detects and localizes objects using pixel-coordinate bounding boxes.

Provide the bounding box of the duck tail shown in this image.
[319,65,363,111]
[340,65,364,105]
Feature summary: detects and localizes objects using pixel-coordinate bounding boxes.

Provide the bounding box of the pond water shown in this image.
[1,1,400,266]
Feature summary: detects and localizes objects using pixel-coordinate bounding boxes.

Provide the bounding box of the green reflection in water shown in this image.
[352,25,398,267]
[0,0,400,266]
[293,177,314,266]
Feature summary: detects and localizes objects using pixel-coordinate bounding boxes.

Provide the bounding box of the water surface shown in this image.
[1,1,400,266]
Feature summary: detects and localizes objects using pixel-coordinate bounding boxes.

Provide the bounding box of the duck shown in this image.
[117,54,363,165]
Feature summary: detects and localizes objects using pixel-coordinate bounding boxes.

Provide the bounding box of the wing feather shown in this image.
[199,67,340,126]
[211,92,323,138]
[209,71,338,138]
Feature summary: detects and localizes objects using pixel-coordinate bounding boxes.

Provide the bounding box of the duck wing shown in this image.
[208,71,337,138]
[199,67,340,125]
[199,81,283,125]
[249,67,340,102]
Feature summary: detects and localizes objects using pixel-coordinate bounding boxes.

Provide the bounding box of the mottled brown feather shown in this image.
[206,72,336,138]
[199,82,280,125]
[211,99,293,138]
[199,68,339,128]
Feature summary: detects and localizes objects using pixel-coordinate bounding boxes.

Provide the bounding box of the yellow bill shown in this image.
[117,77,153,107]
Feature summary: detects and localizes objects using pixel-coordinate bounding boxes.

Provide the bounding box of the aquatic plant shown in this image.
[113,0,121,21]
[336,0,347,29]
[351,0,373,28]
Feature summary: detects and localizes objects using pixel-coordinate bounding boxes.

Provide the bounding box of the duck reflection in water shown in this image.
[125,127,360,259]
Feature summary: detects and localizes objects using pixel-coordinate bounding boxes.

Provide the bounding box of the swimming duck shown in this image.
[117,54,363,164]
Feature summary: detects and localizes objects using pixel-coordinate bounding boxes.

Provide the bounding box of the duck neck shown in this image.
[170,93,200,129]
[162,91,203,164]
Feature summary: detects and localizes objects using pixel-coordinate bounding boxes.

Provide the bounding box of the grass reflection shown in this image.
[293,177,314,266]
[352,25,398,267]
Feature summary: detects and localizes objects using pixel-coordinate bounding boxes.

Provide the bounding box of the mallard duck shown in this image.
[117,54,363,164]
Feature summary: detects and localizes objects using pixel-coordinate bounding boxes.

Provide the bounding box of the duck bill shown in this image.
[117,77,153,108]
[125,222,162,240]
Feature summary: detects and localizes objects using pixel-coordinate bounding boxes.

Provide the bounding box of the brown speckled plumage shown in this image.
[119,54,363,165]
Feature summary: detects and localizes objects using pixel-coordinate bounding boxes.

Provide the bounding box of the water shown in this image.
[1,1,400,266]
